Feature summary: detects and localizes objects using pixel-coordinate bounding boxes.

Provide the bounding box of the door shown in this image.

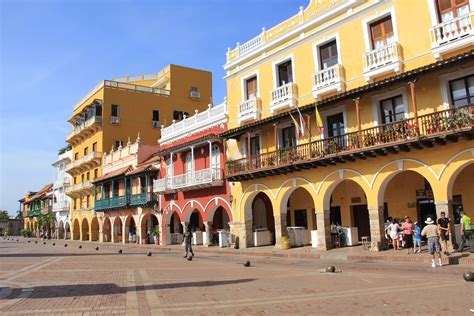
[245,76,258,100]
[277,60,293,87]
[319,40,338,69]
[370,16,395,49]
[249,135,260,168]
[280,125,297,149]
[166,158,173,188]
[437,0,470,22]
[417,199,437,230]
[352,205,370,241]
[327,113,345,138]
[211,144,220,179]
[330,206,342,226]
[380,95,405,124]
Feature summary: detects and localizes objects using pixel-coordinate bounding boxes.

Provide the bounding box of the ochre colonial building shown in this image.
[223,0,474,250]
[66,64,212,242]
[20,184,54,238]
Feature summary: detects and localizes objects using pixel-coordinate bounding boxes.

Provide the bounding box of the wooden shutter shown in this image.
[319,40,338,68]
[370,16,393,49]
[246,76,257,100]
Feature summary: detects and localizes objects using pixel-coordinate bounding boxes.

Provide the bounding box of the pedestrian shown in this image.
[402,216,415,254]
[437,211,451,256]
[456,210,472,253]
[388,218,401,250]
[183,226,194,258]
[413,221,422,253]
[421,217,442,268]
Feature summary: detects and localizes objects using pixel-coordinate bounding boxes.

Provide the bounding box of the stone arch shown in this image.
[102,216,112,242]
[90,217,100,241]
[73,218,80,240]
[437,148,474,201]
[239,183,275,222]
[205,198,233,225]
[58,220,65,239]
[112,216,123,243]
[140,212,160,244]
[81,218,89,241]
[247,191,275,247]
[182,200,205,218]
[277,178,318,216]
[124,215,137,243]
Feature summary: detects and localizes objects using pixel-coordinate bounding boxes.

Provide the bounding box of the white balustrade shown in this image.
[53,200,70,211]
[313,64,343,89]
[153,168,222,193]
[430,13,473,46]
[67,152,101,171]
[363,42,401,72]
[269,82,298,112]
[238,33,264,56]
[238,97,262,123]
[67,115,102,140]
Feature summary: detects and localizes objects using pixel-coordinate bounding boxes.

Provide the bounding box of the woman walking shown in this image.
[388,218,401,250]
[402,216,415,254]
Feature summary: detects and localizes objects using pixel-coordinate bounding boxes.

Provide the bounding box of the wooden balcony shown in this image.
[94,192,156,211]
[226,105,473,180]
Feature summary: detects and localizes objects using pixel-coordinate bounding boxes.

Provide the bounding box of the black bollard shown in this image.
[79,245,82,249]
[243,260,250,267]
[35,241,37,244]
[326,266,336,273]
[463,272,474,282]
[64,244,68,247]
[118,249,122,254]
[187,256,193,261]
[95,247,99,251]
[52,243,55,246]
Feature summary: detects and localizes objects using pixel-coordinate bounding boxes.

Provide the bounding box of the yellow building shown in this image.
[223,0,474,250]
[66,64,212,241]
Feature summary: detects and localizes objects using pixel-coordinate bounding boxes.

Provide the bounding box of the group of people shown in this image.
[385,211,472,267]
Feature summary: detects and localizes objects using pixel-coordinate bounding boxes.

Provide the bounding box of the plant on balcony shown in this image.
[153,225,160,245]
[444,107,472,130]
[323,140,341,155]
[279,148,291,164]
[363,134,377,147]
[347,134,360,150]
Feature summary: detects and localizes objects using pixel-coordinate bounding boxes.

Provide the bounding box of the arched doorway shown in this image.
[91,217,99,241]
[383,171,435,230]
[103,217,112,242]
[73,219,80,240]
[141,213,159,244]
[50,220,56,239]
[329,180,370,243]
[65,222,70,240]
[208,205,231,245]
[58,221,65,239]
[188,209,204,232]
[251,192,275,247]
[113,217,123,243]
[125,216,137,243]
[81,218,89,241]
[167,211,183,245]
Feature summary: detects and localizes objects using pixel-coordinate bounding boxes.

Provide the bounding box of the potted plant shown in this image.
[153,225,160,245]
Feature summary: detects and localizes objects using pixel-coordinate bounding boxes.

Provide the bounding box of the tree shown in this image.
[0,210,9,222]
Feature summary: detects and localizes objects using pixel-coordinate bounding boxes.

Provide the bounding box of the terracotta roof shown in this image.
[126,164,158,176]
[93,165,132,183]
[28,184,53,202]
[220,50,474,138]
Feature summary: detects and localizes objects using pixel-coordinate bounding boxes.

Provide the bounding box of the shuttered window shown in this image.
[245,76,257,100]
[319,40,338,69]
[437,0,470,22]
[370,16,395,49]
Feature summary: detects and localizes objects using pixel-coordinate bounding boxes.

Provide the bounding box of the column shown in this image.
[181,222,187,244]
[435,201,456,250]
[191,146,195,180]
[316,210,332,250]
[204,222,212,246]
[122,220,128,244]
[229,220,252,249]
[368,206,385,252]
[274,212,287,249]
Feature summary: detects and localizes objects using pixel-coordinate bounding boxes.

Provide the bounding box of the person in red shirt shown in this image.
[402,216,415,255]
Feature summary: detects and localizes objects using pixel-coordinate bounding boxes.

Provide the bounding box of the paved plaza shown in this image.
[0,238,473,315]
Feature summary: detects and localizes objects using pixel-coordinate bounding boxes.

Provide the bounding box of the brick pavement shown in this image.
[0,238,473,315]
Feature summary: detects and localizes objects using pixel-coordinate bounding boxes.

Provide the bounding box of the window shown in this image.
[111,104,120,117]
[245,76,258,100]
[86,172,90,181]
[86,195,90,208]
[81,174,85,183]
[152,110,160,122]
[173,110,188,121]
[92,142,97,153]
[326,113,345,137]
[94,169,98,179]
[449,74,474,106]
[379,95,405,124]
[277,60,293,87]
[74,177,77,185]
[294,209,308,229]
[437,0,470,22]
[115,140,123,149]
[245,135,260,157]
[191,87,198,92]
[83,147,88,156]
[280,125,297,148]
[74,153,79,160]
[319,40,338,69]
[370,16,395,49]
[95,104,102,116]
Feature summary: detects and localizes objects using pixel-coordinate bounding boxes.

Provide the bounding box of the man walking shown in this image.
[437,211,451,256]
[457,210,472,253]
[183,226,194,258]
[421,217,442,267]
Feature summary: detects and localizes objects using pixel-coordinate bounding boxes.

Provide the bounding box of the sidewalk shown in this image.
[20,237,474,266]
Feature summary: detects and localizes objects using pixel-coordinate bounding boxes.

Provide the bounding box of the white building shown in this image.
[52,150,72,239]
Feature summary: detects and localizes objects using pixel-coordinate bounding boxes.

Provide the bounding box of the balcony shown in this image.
[53,176,70,189]
[65,180,93,195]
[29,209,40,217]
[362,42,403,82]
[160,101,227,144]
[41,205,52,215]
[226,105,473,179]
[67,116,102,144]
[95,195,127,211]
[430,13,474,60]
[153,168,223,194]
[53,200,70,212]
[130,192,155,206]
[238,98,262,124]
[66,152,102,175]
[269,82,298,113]
[312,64,345,99]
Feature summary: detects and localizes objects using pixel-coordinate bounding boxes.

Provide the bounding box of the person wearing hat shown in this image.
[421,217,442,267]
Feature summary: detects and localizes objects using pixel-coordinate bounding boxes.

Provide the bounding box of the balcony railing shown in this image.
[227,105,473,176]
[41,205,52,215]
[363,42,402,73]
[160,101,227,143]
[430,13,473,47]
[312,64,345,98]
[53,200,70,211]
[270,82,298,113]
[67,116,102,141]
[29,209,41,217]
[95,192,155,211]
[130,192,155,205]
[66,180,92,193]
[238,97,262,123]
[153,167,223,193]
[67,152,102,173]
[53,176,70,188]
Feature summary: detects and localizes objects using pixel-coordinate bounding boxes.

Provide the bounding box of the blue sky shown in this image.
[0,0,306,215]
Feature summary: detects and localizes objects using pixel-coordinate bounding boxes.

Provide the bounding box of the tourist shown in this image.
[421,217,442,267]
[413,221,422,253]
[437,211,451,256]
[402,216,414,254]
[388,218,401,250]
[183,226,194,258]
[456,210,472,253]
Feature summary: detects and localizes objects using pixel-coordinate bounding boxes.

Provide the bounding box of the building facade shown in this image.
[66,64,213,242]
[52,150,72,239]
[153,101,232,246]
[21,184,54,238]
[223,0,474,250]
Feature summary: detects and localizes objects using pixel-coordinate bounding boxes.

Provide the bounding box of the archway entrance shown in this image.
[58,221,65,239]
[91,217,99,241]
[211,206,230,230]
[383,171,435,229]
[251,192,275,247]
[449,163,474,245]
[125,216,137,243]
[65,222,70,239]
[73,219,80,240]
[103,217,111,242]
[168,211,183,245]
[188,209,204,232]
[113,217,123,243]
[283,187,316,247]
[81,218,89,241]
[330,180,369,244]
[141,213,159,244]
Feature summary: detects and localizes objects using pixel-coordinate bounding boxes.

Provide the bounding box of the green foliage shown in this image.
[0,210,9,222]
[58,144,72,155]
[39,213,53,228]
[21,229,30,237]
[153,225,160,237]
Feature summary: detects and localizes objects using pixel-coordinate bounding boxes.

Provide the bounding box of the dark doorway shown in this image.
[330,206,342,226]
[352,204,370,241]
[417,199,436,230]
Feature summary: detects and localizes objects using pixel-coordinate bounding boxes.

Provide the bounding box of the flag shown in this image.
[296,106,307,138]
[289,111,301,137]
[315,104,324,134]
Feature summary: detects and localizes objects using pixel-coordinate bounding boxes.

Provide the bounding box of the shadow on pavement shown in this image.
[10,279,256,299]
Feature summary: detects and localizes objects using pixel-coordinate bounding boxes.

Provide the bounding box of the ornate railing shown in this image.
[313,64,343,90]
[227,105,473,176]
[363,42,402,72]
[67,116,102,141]
[430,13,473,46]
[95,195,128,210]
[153,168,222,193]
[129,192,155,205]
[270,82,297,109]
[238,97,262,123]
